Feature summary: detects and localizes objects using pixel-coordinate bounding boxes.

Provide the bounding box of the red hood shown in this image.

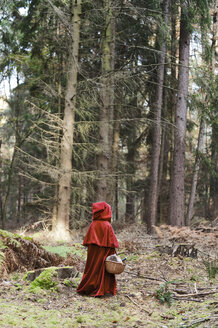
[83,202,119,248]
[92,201,112,221]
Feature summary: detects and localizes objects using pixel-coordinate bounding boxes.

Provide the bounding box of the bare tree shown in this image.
[53,0,82,240]
[146,0,170,233]
[169,0,190,226]
[97,0,115,203]
[186,118,205,225]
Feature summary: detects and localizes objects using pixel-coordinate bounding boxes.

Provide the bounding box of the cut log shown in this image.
[25,266,78,281]
[156,244,198,258]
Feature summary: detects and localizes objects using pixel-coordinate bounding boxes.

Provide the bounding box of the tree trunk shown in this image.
[125,136,136,222]
[97,0,115,204]
[146,0,170,233]
[169,2,179,180]
[16,174,22,224]
[125,95,138,222]
[158,89,170,224]
[186,119,205,225]
[0,139,2,227]
[209,5,218,220]
[54,0,81,241]
[169,1,190,226]
[1,148,17,229]
[112,89,122,221]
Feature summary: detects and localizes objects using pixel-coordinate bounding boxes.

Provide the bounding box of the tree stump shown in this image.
[25,266,78,281]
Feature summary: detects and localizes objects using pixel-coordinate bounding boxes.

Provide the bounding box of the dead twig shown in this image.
[174,290,217,298]
[173,297,203,302]
[124,270,164,282]
[125,294,152,315]
[194,282,198,294]
[180,317,210,327]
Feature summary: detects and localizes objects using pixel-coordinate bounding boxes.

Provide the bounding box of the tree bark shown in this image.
[112,89,122,221]
[54,0,81,241]
[97,0,115,204]
[125,95,138,222]
[0,139,2,228]
[169,2,179,179]
[146,0,170,233]
[158,90,170,224]
[186,119,205,225]
[209,5,218,220]
[16,174,22,224]
[169,1,190,226]
[1,148,17,229]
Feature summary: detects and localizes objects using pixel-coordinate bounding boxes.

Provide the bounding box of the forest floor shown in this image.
[0,223,217,328]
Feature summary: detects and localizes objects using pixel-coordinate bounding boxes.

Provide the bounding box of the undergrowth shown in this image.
[203,260,218,279]
[155,282,174,306]
[29,268,58,292]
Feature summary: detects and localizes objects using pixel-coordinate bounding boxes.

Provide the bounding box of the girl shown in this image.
[76,201,119,297]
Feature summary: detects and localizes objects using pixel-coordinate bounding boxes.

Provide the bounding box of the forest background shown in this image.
[0,0,217,241]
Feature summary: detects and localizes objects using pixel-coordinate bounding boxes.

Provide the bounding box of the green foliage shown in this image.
[155,282,174,306]
[42,245,71,258]
[0,239,7,250]
[203,260,218,279]
[0,250,4,266]
[0,0,216,229]
[29,268,58,292]
[63,279,72,287]
[43,244,86,260]
[0,230,21,248]
[180,0,212,32]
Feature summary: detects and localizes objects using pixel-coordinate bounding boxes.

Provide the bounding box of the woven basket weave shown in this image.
[105,260,125,274]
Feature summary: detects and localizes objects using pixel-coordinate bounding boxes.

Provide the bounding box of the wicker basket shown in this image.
[105,260,125,274]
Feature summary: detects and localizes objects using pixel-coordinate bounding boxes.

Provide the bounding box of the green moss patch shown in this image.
[29,267,58,292]
[43,243,86,260]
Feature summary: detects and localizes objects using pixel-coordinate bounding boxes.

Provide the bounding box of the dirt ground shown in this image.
[0,224,217,328]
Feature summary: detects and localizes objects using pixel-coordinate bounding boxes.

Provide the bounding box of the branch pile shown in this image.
[155,224,218,250]
[0,230,83,278]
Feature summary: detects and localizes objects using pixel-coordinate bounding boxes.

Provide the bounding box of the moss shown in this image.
[12,273,20,281]
[76,316,83,323]
[43,245,71,258]
[127,254,139,261]
[29,267,58,292]
[0,300,75,328]
[184,257,193,262]
[190,274,200,281]
[63,279,72,287]
[29,286,47,295]
[43,243,86,260]
[146,251,160,259]
[23,235,33,241]
[36,298,47,304]
[14,283,22,291]
[23,271,30,281]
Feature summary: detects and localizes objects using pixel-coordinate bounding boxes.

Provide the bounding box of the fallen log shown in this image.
[174,290,217,298]
[25,266,78,281]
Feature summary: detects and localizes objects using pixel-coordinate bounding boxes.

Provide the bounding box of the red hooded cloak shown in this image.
[76,202,119,297]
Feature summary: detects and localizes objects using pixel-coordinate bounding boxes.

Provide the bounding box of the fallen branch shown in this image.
[173,297,203,302]
[124,270,164,282]
[125,294,152,315]
[180,317,210,327]
[174,290,217,298]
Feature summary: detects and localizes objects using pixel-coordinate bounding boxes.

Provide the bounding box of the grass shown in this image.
[0,226,217,328]
[0,301,76,328]
[43,243,86,260]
